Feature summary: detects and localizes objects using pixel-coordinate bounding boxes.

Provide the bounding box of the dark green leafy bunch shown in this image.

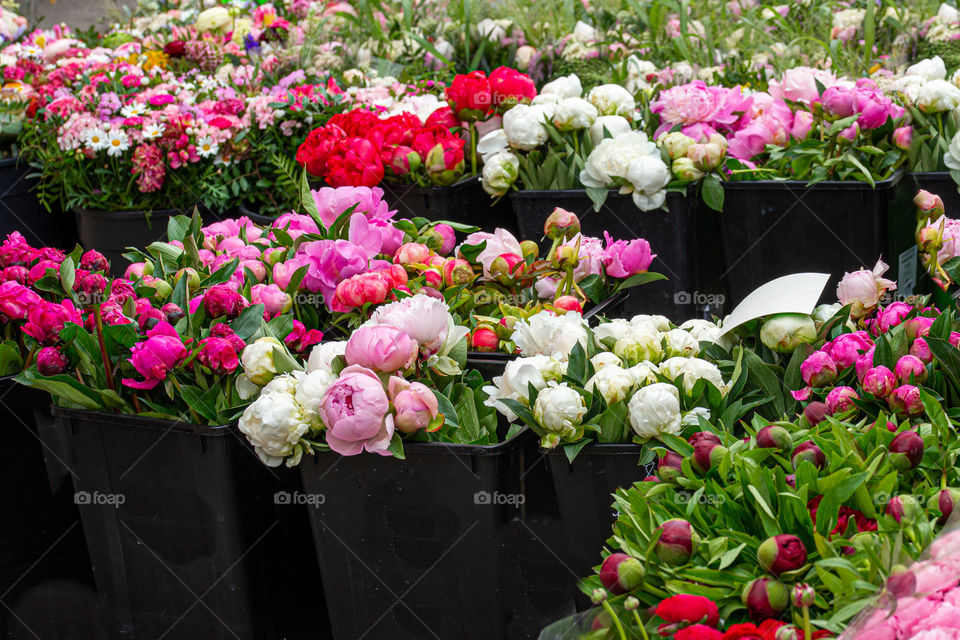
[580,408,960,637]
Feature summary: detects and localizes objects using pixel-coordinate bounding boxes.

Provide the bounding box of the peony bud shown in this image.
[553,295,583,313]
[742,578,789,620]
[162,303,184,325]
[423,268,443,288]
[519,240,539,261]
[863,366,897,398]
[757,534,808,576]
[655,519,700,565]
[80,250,109,273]
[544,208,580,240]
[914,189,945,221]
[792,441,827,470]
[692,440,728,474]
[551,245,578,270]
[657,451,684,482]
[826,386,859,414]
[893,126,913,151]
[442,258,474,287]
[689,431,721,447]
[687,142,724,171]
[929,488,960,525]
[791,583,816,608]
[591,588,607,604]
[624,596,640,611]
[599,553,645,594]
[660,131,696,160]
[671,157,704,181]
[776,628,800,640]
[760,313,817,354]
[888,385,924,417]
[801,351,838,387]
[802,401,830,426]
[469,325,499,352]
[395,243,432,265]
[174,267,200,290]
[36,346,68,376]
[917,225,943,254]
[489,253,525,284]
[887,565,916,598]
[910,338,933,364]
[756,425,793,453]
[904,317,935,342]
[889,431,924,471]
[895,355,928,384]
[885,494,921,524]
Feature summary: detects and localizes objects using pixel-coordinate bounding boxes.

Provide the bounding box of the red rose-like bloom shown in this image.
[425,136,466,186]
[366,112,422,149]
[722,623,763,640]
[296,124,346,177]
[677,625,724,640]
[489,66,537,108]
[325,138,385,187]
[197,336,239,375]
[445,71,493,122]
[327,109,380,138]
[654,594,719,628]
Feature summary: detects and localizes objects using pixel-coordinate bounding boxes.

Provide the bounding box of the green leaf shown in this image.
[702,175,724,212]
[615,272,668,291]
[230,305,266,341]
[387,432,405,459]
[178,384,218,423]
[300,169,323,230]
[432,389,461,429]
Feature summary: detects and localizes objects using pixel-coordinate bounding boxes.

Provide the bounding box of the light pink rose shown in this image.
[321,365,393,456]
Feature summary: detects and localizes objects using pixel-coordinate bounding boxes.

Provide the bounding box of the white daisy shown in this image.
[141,123,165,140]
[83,128,108,152]
[120,104,147,118]
[21,44,41,59]
[196,136,219,158]
[105,130,130,157]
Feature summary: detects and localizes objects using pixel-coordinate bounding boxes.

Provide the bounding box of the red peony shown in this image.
[677,625,724,640]
[366,112,422,149]
[411,124,455,159]
[654,595,720,628]
[489,66,537,108]
[324,138,385,187]
[445,71,493,122]
[424,105,461,132]
[424,135,466,186]
[295,124,346,177]
[327,109,381,138]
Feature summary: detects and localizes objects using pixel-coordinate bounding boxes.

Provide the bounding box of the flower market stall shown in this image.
[5,0,960,639]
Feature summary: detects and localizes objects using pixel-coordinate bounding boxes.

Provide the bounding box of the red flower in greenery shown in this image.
[676,625,724,640]
[296,124,346,177]
[655,594,720,628]
[444,71,493,122]
[324,138,385,187]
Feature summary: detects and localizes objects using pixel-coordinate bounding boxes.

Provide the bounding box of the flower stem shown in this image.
[470,122,478,177]
[632,610,649,640]
[601,601,629,640]
[802,605,812,640]
[94,305,115,391]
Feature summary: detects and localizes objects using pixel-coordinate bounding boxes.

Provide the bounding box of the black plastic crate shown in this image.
[510,190,704,319]
[0,158,76,250]
[719,172,915,307]
[50,408,293,640]
[300,429,541,640]
[545,444,654,606]
[380,175,519,235]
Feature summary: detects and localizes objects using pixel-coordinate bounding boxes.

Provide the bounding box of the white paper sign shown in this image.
[718,273,831,338]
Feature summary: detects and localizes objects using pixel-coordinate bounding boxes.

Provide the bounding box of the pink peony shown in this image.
[270,213,320,239]
[344,325,418,373]
[283,320,323,354]
[388,376,440,433]
[366,294,453,354]
[768,67,837,104]
[826,331,873,368]
[23,300,81,345]
[203,284,248,319]
[250,283,290,320]
[0,281,42,321]
[197,336,240,375]
[122,322,188,390]
[310,186,396,228]
[650,80,751,139]
[836,259,897,317]
[272,257,308,291]
[348,213,403,259]
[461,228,524,278]
[299,239,369,304]
[878,302,913,333]
[826,386,858,413]
[602,232,655,277]
[320,365,394,456]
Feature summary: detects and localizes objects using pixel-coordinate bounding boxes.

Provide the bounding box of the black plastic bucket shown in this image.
[0,378,92,634]
[912,171,960,218]
[300,429,551,640]
[511,190,703,319]
[546,444,654,606]
[719,172,916,307]
[380,176,519,235]
[236,201,278,226]
[0,158,76,250]
[49,408,304,640]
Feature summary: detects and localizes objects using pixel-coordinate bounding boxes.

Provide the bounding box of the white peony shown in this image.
[552,97,598,131]
[682,407,712,427]
[587,84,637,117]
[477,129,509,163]
[531,93,562,107]
[906,56,947,82]
[628,361,659,386]
[483,355,566,421]
[515,45,536,71]
[241,337,283,386]
[590,352,624,370]
[580,132,658,188]
[663,329,700,358]
[196,6,231,33]
[512,311,589,360]
[679,319,722,344]
[534,382,587,434]
[503,104,550,151]
[625,155,671,211]
[945,131,960,170]
[628,382,682,439]
[477,18,510,42]
[239,375,312,467]
[916,79,960,112]
[586,365,636,405]
[658,357,729,395]
[630,314,672,332]
[613,325,663,366]
[589,115,633,146]
[295,369,337,423]
[366,293,450,353]
[594,319,635,344]
[541,74,583,99]
[939,3,960,24]
[306,341,347,374]
[571,20,599,43]
[481,151,520,196]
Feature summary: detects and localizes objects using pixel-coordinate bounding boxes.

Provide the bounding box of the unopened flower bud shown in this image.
[519,240,539,261]
[599,553,645,594]
[654,519,699,566]
[929,488,960,525]
[914,189,945,221]
[803,401,830,426]
[544,207,580,240]
[551,245,578,269]
[885,494,921,524]
[553,295,583,314]
[470,325,499,352]
[791,583,815,608]
[792,441,827,470]
[657,451,684,482]
[756,425,793,453]
[889,430,924,471]
[742,578,789,620]
[758,535,808,577]
[887,565,916,598]
[672,157,704,181]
